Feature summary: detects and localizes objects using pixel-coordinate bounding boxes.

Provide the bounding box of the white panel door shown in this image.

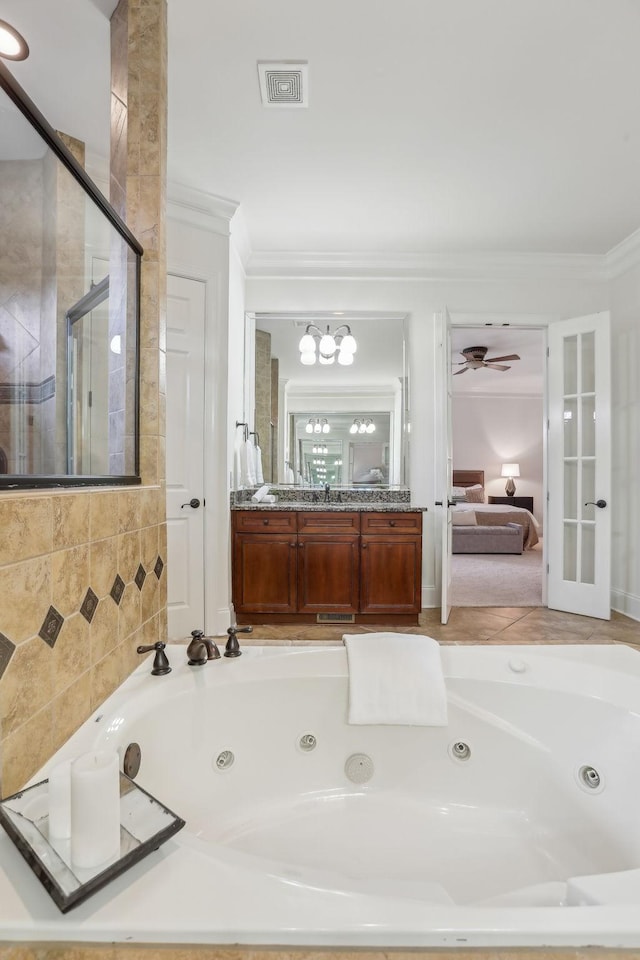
[166,274,206,639]
[547,312,611,619]
[436,310,454,624]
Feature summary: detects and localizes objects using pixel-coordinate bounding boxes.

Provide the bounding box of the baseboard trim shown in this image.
[611,589,640,623]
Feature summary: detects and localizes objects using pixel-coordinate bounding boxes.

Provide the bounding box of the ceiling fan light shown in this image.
[0,20,29,60]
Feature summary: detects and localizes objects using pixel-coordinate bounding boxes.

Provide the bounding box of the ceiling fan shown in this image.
[453,345,521,375]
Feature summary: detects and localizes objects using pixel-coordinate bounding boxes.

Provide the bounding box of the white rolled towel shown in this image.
[343,633,448,726]
[251,484,270,502]
[262,494,276,503]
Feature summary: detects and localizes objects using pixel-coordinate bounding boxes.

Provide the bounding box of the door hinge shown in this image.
[88,390,92,408]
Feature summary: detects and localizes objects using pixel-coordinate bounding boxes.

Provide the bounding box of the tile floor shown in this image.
[239,606,640,649]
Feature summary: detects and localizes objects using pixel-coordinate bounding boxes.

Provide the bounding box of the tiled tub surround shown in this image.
[0,486,167,798]
[2,643,640,948]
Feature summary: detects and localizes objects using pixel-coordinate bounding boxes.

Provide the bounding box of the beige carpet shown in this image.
[450,542,543,607]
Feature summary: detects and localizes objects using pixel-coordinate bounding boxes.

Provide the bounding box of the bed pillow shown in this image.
[452,510,477,525]
[451,485,468,502]
[464,484,485,503]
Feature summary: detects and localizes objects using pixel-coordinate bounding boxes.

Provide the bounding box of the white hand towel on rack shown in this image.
[254,444,264,485]
[237,439,256,488]
[343,633,448,726]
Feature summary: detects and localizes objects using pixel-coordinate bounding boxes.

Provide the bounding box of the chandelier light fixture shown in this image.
[298,324,357,366]
[349,418,376,435]
[305,417,330,434]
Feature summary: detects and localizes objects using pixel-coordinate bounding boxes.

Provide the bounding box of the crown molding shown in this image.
[605,226,640,279]
[245,249,609,282]
[167,182,240,236]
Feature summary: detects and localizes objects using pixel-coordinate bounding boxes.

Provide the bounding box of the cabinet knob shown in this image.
[389,520,396,527]
[362,542,367,549]
[263,518,269,525]
[290,542,296,547]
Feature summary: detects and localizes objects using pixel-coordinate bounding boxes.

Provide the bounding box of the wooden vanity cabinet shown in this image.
[297,512,360,614]
[232,508,422,623]
[360,512,422,616]
[232,512,297,614]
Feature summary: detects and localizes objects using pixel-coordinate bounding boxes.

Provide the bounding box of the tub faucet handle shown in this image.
[225,624,253,658]
[136,641,171,676]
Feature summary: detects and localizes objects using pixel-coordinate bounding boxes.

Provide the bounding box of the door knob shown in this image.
[584,499,607,509]
[435,500,457,507]
[180,498,201,509]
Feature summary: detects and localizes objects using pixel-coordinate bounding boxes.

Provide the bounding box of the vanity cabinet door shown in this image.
[297,535,360,614]
[232,532,297,613]
[360,534,422,615]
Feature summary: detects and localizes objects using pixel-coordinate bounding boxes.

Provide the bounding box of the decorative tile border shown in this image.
[0,632,15,681]
[0,374,56,405]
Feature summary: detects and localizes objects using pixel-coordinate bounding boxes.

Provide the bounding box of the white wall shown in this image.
[245,275,609,608]
[452,395,544,526]
[609,262,640,620]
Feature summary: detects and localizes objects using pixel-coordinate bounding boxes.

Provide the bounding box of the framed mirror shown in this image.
[0,61,142,488]
[246,312,409,488]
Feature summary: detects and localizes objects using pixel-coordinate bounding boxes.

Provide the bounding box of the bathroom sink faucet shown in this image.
[324,483,331,502]
[187,629,220,666]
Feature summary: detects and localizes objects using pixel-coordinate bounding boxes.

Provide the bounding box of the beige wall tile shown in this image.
[0,555,51,644]
[119,582,141,640]
[52,670,92,751]
[0,636,53,737]
[51,543,90,617]
[140,434,158,486]
[140,571,159,622]
[141,523,159,569]
[0,497,52,565]
[52,493,91,550]
[91,645,123,710]
[140,485,161,527]
[119,488,140,534]
[52,612,90,697]
[90,596,120,664]
[90,489,120,540]
[1,704,54,797]
[91,536,120,598]
[119,529,142,583]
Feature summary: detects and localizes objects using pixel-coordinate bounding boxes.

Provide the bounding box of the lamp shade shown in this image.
[501,463,520,496]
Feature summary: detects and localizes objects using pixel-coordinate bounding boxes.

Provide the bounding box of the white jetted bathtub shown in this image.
[2,642,640,947]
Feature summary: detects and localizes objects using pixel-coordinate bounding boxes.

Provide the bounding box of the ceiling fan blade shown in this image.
[453,367,469,375]
[485,354,520,363]
[454,360,469,365]
[484,363,510,371]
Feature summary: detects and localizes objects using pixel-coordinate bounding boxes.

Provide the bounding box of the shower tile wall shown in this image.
[0,0,168,799]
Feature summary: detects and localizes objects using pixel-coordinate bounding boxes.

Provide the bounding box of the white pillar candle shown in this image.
[70,750,121,869]
[47,760,71,839]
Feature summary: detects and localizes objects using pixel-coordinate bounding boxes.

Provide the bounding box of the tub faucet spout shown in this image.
[187,629,220,666]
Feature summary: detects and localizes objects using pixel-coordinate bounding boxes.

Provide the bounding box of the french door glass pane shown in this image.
[563,523,577,581]
[564,335,578,394]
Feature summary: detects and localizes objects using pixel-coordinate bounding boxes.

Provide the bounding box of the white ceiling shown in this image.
[3,0,640,259]
[450,326,544,396]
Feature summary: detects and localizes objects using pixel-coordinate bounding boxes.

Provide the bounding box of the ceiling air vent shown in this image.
[257,61,308,108]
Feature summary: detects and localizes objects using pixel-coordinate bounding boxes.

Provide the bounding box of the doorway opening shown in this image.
[449,326,545,608]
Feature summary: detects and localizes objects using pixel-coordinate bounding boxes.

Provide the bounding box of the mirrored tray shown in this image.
[0,773,185,912]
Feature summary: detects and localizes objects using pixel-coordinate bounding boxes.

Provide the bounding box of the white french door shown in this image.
[166,274,206,639]
[436,310,454,624]
[547,312,611,619]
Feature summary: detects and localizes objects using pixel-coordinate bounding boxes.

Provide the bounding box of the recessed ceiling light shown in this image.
[0,19,29,61]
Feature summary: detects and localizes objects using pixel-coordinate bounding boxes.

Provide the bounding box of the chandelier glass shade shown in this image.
[305,417,330,434]
[349,418,376,435]
[298,324,357,366]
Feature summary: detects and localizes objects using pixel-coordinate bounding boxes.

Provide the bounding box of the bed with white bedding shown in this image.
[451,470,540,550]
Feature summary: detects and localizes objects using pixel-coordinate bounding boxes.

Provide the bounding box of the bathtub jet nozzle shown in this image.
[225,624,253,657]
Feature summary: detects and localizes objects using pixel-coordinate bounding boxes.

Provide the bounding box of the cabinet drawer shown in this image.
[297,511,361,535]
[360,512,422,535]
[232,510,297,534]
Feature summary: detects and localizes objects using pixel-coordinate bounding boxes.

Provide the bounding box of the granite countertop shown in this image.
[231,502,426,512]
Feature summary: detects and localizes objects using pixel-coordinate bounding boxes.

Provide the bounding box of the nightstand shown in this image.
[488,495,534,513]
